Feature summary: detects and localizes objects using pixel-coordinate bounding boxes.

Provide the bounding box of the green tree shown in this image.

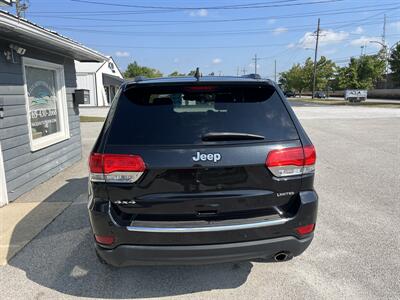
[315,56,336,91]
[279,63,306,95]
[279,56,336,94]
[302,58,314,91]
[358,53,385,88]
[124,61,163,79]
[187,70,197,76]
[169,71,185,77]
[337,58,359,89]
[301,56,336,91]
[337,53,385,89]
[389,42,400,84]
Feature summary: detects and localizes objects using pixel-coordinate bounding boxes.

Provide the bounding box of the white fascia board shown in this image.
[0,12,107,62]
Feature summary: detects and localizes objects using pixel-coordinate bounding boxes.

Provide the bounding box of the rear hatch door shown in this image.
[103,82,301,220]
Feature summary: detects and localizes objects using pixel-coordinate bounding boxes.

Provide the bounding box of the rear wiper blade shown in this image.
[201,132,265,141]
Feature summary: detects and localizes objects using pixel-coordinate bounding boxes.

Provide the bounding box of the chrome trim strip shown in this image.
[126,218,289,233]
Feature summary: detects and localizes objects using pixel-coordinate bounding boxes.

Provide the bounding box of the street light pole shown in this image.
[370,40,388,89]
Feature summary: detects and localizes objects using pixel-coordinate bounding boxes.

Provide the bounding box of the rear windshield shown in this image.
[107,84,298,145]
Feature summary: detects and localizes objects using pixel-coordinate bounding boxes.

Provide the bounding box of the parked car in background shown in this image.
[345,89,367,102]
[88,75,318,266]
[314,91,326,99]
[284,90,296,98]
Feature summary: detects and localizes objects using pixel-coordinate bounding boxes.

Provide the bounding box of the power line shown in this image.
[81,34,400,51]
[70,0,344,11]
[29,6,399,27]
[30,2,396,15]
[41,15,391,29]
[28,4,399,21]
[73,0,304,10]
[46,16,400,37]
[86,42,292,50]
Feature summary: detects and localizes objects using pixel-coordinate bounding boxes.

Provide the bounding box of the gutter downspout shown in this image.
[0,142,8,207]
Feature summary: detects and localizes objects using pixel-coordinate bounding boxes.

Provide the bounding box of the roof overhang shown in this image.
[0,11,107,62]
[103,73,124,86]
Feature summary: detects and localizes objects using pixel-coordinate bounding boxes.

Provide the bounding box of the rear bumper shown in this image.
[89,190,318,265]
[96,234,313,266]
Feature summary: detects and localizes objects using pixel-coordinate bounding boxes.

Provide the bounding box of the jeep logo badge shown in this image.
[192,151,221,163]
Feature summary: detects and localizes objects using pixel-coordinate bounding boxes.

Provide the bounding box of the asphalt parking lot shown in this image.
[1,104,399,299]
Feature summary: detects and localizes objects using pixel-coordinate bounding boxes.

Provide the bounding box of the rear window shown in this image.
[107,84,298,145]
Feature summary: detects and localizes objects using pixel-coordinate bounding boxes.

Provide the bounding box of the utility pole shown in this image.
[382,14,388,88]
[382,14,386,46]
[252,54,258,74]
[312,18,320,99]
[242,66,247,75]
[236,66,240,76]
[274,59,277,82]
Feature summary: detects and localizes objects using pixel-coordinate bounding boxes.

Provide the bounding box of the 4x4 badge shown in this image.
[192,151,221,163]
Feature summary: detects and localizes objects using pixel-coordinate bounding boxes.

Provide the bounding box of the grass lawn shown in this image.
[80,116,106,122]
[288,98,400,108]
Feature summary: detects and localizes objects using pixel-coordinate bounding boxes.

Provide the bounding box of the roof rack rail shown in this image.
[241,74,261,80]
[133,76,147,82]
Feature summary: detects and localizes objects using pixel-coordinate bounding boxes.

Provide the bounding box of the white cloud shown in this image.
[389,21,400,31]
[267,19,276,24]
[352,26,364,34]
[115,51,130,57]
[273,27,288,35]
[212,58,222,64]
[287,43,296,48]
[298,30,349,48]
[189,9,208,17]
[248,63,260,69]
[320,48,337,55]
[350,36,382,48]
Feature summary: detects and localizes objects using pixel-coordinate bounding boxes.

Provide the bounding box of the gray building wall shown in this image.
[0,39,82,201]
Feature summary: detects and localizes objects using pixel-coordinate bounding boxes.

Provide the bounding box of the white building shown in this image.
[75,57,124,107]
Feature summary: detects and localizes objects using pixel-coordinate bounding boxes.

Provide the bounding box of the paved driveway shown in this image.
[1,106,399,299]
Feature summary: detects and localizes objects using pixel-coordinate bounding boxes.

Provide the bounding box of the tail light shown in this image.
[295,224,315,236]
[266,145,316,177]
[89,153,146,183]
[94,234,115,245]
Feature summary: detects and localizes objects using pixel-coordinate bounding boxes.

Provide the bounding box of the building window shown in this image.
[104,86,110,104]
[23,58,70,151]
[110,85,116,102]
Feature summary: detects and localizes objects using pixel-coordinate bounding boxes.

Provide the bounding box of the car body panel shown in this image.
[88,76,318,265]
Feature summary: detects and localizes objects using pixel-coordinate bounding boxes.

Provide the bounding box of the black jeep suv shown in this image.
[88,75,318,266]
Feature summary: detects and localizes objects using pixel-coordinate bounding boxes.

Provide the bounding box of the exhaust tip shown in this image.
[274,252,290,262]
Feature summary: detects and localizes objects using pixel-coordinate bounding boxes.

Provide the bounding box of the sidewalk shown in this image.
[0,122,103,265]
[79,107,110,118]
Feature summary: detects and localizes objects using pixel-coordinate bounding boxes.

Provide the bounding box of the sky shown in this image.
[2,0,400,78]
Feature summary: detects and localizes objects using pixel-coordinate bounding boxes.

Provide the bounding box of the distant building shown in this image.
[0,11,107,206]
[75,57,124,107]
